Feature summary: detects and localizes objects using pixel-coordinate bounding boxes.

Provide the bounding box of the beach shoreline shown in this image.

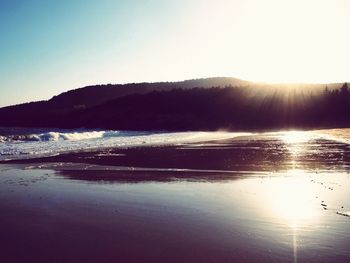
[1,131,350,263]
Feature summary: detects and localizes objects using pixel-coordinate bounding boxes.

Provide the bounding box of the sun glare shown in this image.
[265,172,319,227]
[282,131,313,144]
[133,0,350,84]
[269,132,320,226]
[262,170,321,263]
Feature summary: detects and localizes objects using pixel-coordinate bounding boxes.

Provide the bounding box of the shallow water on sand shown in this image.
[1,130,350,263]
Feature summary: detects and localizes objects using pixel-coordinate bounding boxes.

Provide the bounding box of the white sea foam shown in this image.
[1,130,128,142]
[0,128,249,161]
[30,131,112,141]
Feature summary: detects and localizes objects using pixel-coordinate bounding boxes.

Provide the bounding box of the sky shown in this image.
[0,0,349,106]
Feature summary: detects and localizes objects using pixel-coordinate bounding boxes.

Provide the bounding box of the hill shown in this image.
[0,77,347,131]
[47,77,250,109]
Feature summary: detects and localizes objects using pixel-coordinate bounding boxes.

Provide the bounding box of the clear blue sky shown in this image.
[1,0,349,106]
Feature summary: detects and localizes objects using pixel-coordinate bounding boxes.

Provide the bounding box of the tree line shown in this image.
[0,83,349,131]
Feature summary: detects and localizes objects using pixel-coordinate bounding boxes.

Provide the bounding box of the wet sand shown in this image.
[5,131,350,172]
[1,131,350,262]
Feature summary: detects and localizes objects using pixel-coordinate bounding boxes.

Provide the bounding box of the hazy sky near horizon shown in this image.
[1,0,349,106]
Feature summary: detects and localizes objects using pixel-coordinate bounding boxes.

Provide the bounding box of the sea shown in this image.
[0,127,249,161]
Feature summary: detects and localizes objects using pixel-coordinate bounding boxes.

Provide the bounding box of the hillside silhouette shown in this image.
[45,77,250,109]
[0,77,348,131]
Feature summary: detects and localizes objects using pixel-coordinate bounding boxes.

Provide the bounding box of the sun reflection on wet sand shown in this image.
[282,131,314,145]
[293,226,298,263]
[263,171,321,263]
[280,131,317,158]
[266,130,350,262]
[266,171,320,223]
[279,132,320,263]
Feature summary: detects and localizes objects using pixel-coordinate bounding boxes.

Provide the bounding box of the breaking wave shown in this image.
[0,130,144,142]
[0,128,248,161]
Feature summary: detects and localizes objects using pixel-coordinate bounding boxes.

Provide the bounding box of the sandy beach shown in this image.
[1,131,350,263]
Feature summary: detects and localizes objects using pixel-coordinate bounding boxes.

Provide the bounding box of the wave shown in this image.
[31,131,113,141]
[0,130,145,142]
[0,128,250,161]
